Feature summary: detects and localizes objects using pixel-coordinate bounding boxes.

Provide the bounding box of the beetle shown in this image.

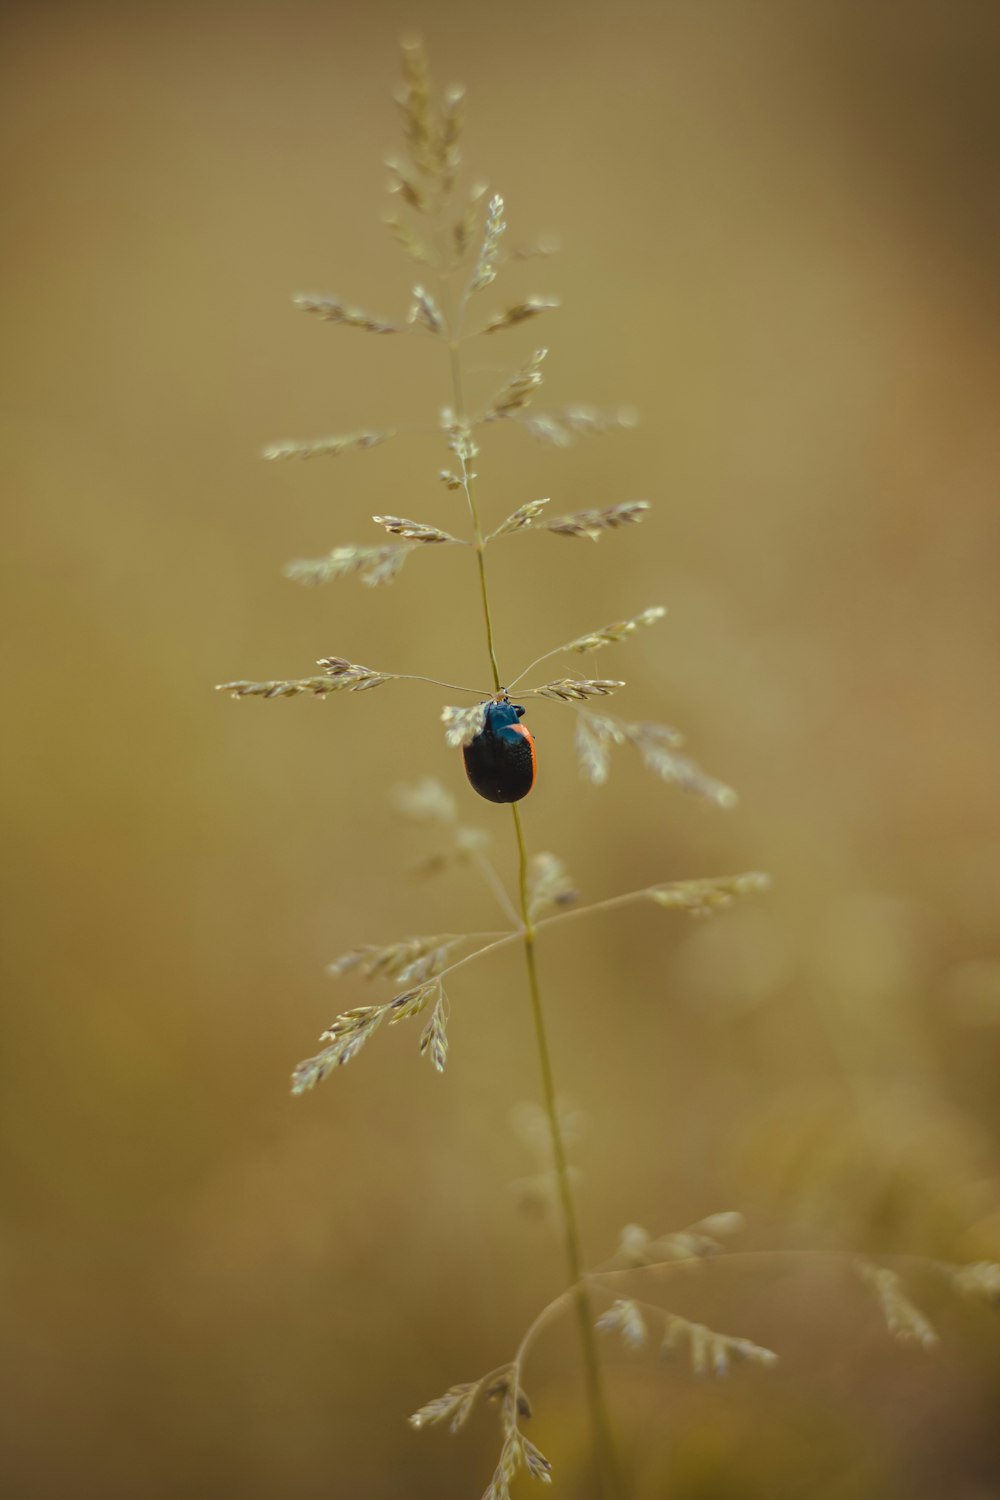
[463,699,536,804]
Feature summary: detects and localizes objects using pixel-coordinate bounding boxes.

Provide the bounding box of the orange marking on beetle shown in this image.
[512,723,537,787]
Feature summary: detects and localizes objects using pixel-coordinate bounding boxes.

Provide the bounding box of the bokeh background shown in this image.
[4,0,1000,1495]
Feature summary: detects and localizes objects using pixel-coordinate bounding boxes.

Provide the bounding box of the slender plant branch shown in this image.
[468,846,524,929]
[441,269,624,1493]
[512,802,624,1496]
[505,641,577,692]
[392,670,492,695]
[391,880,684,997]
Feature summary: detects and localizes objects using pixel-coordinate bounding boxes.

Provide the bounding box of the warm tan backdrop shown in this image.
[3,1,1000,1496]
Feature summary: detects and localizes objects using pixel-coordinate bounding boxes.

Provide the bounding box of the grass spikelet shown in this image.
[945,1261,1000,1304]
[215,669,387,699]
[386,982,439,1023]
[480,295,560,334]
[521,1437,553,1482]
[408,284,445,333]
[397,38,435,176]
[385,157,427,212]
[291,1005,385,1089]
[635,734,735,806]
[575,711,735,805]
[326,934,457,983]
[521,405,638,446]
[484,348,547,420]
[372,514,459,543]
[383,210,433,263]
[487,497,550,539]
[661,1315,778,1377]
[483,1433,521,1500]
[452,180,489,261]
[437,83,464,187]
[596,1298,648,1350]
[547,500,650,540]
[409,1378,482,1432]
[442,702,488,748]
[284,542,416,587]
[647,872,771,917]
[615,1212,746,1266]
[261,429,391,461]
[562,606,666,654]
[292,292,398,333]
[856,1262,939,1349]
[574,714,612,783]
[471,194,506,292]
[419,987,450,1072]
[528,852,579,922]
[315,656,391,691]
[533,678,625,702]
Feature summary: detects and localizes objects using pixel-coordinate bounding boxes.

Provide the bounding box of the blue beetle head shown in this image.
[486,700,525,731]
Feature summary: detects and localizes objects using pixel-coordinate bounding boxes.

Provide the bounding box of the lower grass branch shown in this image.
[512,803,624,1497]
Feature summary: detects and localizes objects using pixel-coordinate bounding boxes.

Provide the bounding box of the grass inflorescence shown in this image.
[219,41,1000,1499]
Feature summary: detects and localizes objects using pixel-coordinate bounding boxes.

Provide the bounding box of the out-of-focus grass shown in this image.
[3,1,1000,1495]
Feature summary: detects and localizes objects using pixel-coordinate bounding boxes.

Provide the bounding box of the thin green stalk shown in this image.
[443,272,623,1496]
[512,803,624,1497]
[448,340,502,693]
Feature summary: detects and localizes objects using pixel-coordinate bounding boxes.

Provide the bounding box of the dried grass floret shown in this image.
[411,1363,549,1496]
[616,1213,746,1267]
[547,500,650,540]
[480,296,560,334]
[383,211,433,263]
[293,972,454,1092]
[442,413,479,463]
[528,852,579,922]
[216,663,388,699]
[409,1378,482,1432]
[291,1005,385,1089]
[326,934,458,983]
[647,872,771,917]
[856,1262,938,1349]
[945,1261,1000,1304]
[419,988,450,1072]
[520,405,638,447]
[596,1298,647,1350]
[292,293,398,333]
[484,348,547,420]
[521,1438,553,1482]
[483,1434,522,1500]
[409,284,445,334]
[397,38,434,177]
[661,1314,778,1377]
[442,701,488,748]
[533,678,624,702]
[575,711,735,805]
[261,429,391,461]
[470,194,506,292]
[372,514,459,543]
[437,84,464,186]
[561,606,666,654]
[284,542,417,587]
[487,498,550,539]
[452,181,490,260]
[314,656,389,690]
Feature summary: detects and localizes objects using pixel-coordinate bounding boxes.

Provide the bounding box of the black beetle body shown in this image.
[463,701,536,804]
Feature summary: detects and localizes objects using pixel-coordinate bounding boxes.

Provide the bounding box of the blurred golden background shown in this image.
[3,0,1000,1495]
